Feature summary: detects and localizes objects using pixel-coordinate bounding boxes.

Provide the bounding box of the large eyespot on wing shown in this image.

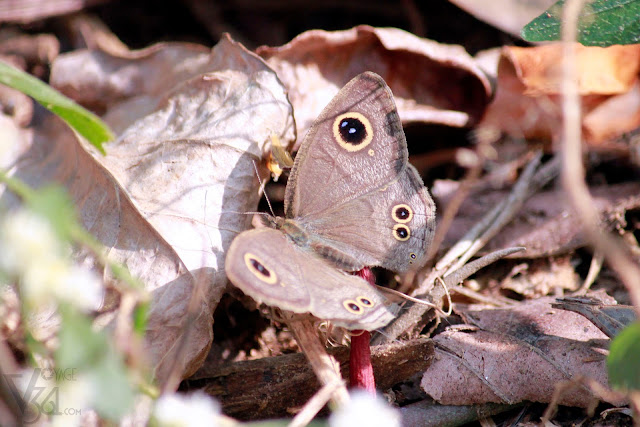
[332,112,374,152]
[225,228,311,312]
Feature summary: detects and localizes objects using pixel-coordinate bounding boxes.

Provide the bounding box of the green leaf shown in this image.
[0,60,113,154]
[133,301,149,336]
[26,185,79,242]
[607,321,640,391]
[522,0,640,47]
[56,306,135,420]
[56,306,109,369]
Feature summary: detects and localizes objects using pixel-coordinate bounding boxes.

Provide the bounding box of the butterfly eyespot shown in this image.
[368,149,375,156]
[244,253,278,285]
[391,204,413,223]
[393,224,411,241]
[343,299,363,314]
[333,112,373,152]
[409,252,417,264]
[357,296,374,307]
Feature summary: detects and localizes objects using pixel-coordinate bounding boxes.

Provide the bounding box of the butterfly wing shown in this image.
[285,72,408,219]
[284,72,436,272]
[300,163,436,272]
[225,228,396,331]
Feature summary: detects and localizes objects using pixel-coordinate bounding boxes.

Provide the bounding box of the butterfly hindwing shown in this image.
[225,228,396,331]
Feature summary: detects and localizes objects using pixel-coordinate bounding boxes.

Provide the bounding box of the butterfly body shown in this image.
[225,72,436,331]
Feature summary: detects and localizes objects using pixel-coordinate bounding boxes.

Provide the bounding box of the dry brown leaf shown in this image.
[448,0,555,38]
[51,41,217,129]
[434,181,640,258]
[258,25,491,149]
[505,44,640,96]
[3,35,294,384]
[421,294,626,407]
[99,36,295,275]
[96,36,293,382]
[480,44,640,146]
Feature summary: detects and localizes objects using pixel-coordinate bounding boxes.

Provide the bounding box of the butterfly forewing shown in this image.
[285,72,408,219]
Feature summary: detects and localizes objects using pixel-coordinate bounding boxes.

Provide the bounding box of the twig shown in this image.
[576,249,603,294]
[289,379,344,427]
[288,317,350,407]
[436,152,542,276]
[560,0,640,315]
[372,247,524,345]
[442,247,525,288]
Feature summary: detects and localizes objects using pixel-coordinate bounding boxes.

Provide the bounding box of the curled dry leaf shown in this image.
[434,181,640,258]
[258,25,491,150]
[480,43,640,146]
[0,32,60,67]
[13,35,293,382]
[421,294,626,408]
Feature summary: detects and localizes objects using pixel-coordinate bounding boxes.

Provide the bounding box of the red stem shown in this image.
[350,268,376,394]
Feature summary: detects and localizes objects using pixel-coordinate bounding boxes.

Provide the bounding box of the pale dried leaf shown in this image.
[583,82,640,143]
[100,36,294,273]
[3,35,294,383]
[0,32,59,65]
[95,37,293,381]
[421,295,626,407]
[258,25,491,149]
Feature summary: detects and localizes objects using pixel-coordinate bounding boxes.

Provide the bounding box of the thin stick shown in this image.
[252,160,275,217]
[576,249,603,294]
[288,318,350,407]
[439,153,541,276]
[289,379,344,427]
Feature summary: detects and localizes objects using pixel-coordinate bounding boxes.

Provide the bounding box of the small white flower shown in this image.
[55,265,103,310]
[153,392,220,427]
[50,374,92,427]
[330,391,401,427]
[20,254,70,308]
[0,209,62,274]
[0,208,104,311]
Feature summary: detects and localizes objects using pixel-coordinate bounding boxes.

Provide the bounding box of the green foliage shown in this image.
[607,321,640,391]
[522,0,640,47]
[25,185,79,242]
[56,305,135,419]
[134,301,150,336]
[0,60,113,153]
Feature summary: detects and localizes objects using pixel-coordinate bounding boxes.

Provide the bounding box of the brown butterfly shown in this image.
[225,72,436,331]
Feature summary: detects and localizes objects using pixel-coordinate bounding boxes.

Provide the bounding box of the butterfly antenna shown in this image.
[252,159,275,217]
[376,285,452,317]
